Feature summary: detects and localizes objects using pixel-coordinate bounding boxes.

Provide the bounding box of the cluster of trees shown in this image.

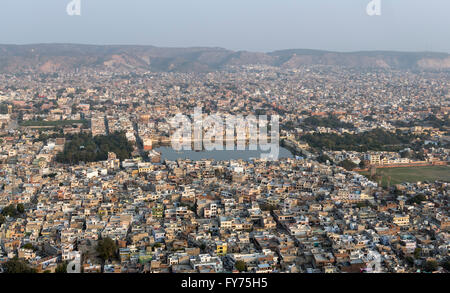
[21,243,38,251]
[405,257,442,273]
[317,154,333,164]
[56,132,133,164]
[260,203,278,212]
[0,204,25,225]
[0,102,10,114]
[406,194,427,205]
[400,149,427,161]
[442,258,450,272]
[315,153,360,171]
[281,120,297,131]
[302,115,355,130]
[234,260,247,272]
[20,119,88,128]
[2,258,37,273]
[422,114,450,130]
[338,159,358,171]
[96,237,118,261]
[55,262,68,273]
[423,260,439,272]
[356,201,371,208]
[2,204,25,216]
[42,173,57,179]
[34,131,63,143]
[302,128,416,152]
[393,114,450,131]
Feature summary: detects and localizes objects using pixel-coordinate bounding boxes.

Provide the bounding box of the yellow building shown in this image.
[393,214,410,226]
[216,242,228,256]
[138,162,153,174]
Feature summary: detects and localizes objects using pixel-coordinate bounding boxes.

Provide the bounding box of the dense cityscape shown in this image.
[0,64,448,274]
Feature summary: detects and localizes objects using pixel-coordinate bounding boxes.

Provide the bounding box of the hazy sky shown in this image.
[0,0,449,53]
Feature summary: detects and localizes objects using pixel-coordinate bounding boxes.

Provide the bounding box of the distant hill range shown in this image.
[0,44,449,73]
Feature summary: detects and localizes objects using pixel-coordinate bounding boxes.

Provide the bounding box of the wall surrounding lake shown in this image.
[154,147,294,161]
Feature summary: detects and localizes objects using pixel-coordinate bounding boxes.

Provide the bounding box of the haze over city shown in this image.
[0,0,449,53]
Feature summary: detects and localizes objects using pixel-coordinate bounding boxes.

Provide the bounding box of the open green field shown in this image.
[359,165,450,187]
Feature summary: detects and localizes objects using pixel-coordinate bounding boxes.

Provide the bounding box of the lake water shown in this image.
[154,146,294,161]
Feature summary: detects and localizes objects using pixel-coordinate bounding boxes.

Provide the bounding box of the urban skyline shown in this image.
[0,0,448,280]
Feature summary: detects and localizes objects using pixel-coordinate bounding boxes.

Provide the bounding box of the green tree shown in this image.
[55,262,68,273]
[441,259,450,271]
[1,205,18,217]
[400,151,411,159]
[424,260,438,272]
[2,258,37,273]
[338,159,357,171]
[96,237,118,261]
[356,201,369,208]
[407,194,427,205]
[405,256,415,267]
[413,248,422,259]
[317,154,333,164]
[22,243,35,250]
[235,260,247,272]
[359,160,369,169]
[17,203,25,214]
